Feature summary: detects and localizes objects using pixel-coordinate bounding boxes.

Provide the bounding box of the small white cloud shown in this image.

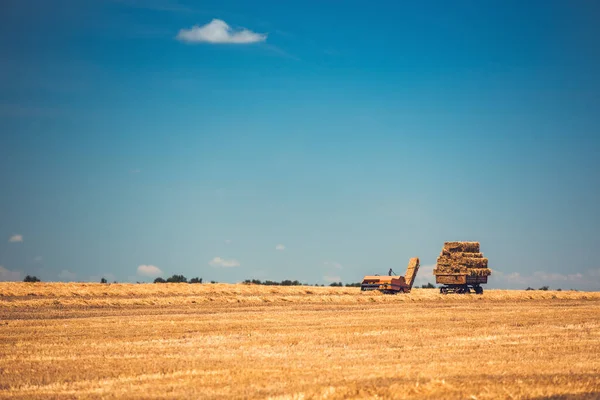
[324,261,342,270]
[58,269,76,281]
[225,239,232,245]
[323,275,341,283]
[8,234,23,243]
[176,19,267,44]
[33,256,43,262]
[490,268,600,291]
[275,244,285,251]
[137,265,163,277]
[209,257,240,268]
[0,266,22,281]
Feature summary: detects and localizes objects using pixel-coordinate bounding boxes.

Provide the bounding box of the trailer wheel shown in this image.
[440,287,448,294]
[475,286,483,295]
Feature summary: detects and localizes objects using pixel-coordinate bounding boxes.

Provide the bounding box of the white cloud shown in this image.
[58,269,76,281]
[8,234,23,243]
[176,19,267,44]
[275,244,285,251]
[225,239,232,245]
[413,264,436,287]
[209,257,240,268]
[323,275,341,283]
[137,265,163,277]
[490,268,600,291]
[34,256,43,262]
[324,261,342,270]
[0,266,22,281]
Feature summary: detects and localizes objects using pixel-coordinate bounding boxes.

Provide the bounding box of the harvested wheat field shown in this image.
[1,283,600,399]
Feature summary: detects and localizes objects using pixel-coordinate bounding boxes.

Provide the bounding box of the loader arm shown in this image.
[404,257,420,289]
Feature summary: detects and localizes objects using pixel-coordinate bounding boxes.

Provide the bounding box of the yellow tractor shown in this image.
[360,257,420,294]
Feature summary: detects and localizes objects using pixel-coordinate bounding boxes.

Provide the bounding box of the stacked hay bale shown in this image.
[433,242,492,277]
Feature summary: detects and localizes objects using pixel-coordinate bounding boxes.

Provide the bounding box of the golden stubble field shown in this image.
[1,283,599,399]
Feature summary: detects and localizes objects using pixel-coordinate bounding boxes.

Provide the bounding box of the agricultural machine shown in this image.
[435,274,487,294]
[360,257,420,294]
[434,241,491,294]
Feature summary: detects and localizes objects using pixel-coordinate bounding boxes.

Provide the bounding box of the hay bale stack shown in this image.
[435,241,491,277]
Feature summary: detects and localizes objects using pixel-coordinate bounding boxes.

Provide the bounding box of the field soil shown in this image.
[1,283,599,399]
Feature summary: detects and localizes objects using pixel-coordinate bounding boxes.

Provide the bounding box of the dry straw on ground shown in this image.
[1,283,599,399]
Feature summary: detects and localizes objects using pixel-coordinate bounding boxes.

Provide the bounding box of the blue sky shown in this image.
[1,0,599,289]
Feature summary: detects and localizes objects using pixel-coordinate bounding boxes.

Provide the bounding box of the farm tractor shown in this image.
[360,258,420,294]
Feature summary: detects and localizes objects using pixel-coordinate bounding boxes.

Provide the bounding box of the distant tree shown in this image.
[526,287,535,291]
[189,277,202,284]
[210,281,217,284]
[329,282,343,287]
[153,277,166,283]
[280,280,301,286]
[556,288,562,291]
[113,281,118,284]
[241,279,305,286]
[421,283,436,289]
[345,282,361,287]
[100,277,108,284]
[539,286,549,291]
[166,274,187,283]
[24,275,40,283]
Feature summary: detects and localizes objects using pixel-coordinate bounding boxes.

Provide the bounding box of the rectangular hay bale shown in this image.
[436,256,488,269]
[440,252,484,259]
[443,241,480,253]
[433,266,470,275]
[434,265,491,275]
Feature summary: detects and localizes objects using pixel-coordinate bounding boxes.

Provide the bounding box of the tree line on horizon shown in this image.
[153,275,203,284]
[242,279,364,287]
[18,275,448,288]
[18,275,568,291]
